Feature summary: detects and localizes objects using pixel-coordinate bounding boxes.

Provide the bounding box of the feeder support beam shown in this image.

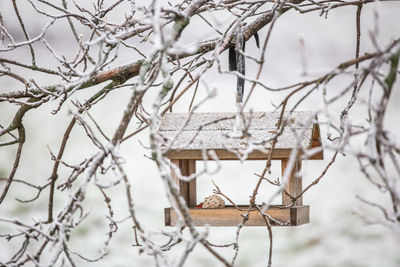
[170,159,197,207]
[281,159,303,206]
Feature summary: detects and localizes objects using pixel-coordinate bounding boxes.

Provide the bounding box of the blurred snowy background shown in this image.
[1,0,400,266]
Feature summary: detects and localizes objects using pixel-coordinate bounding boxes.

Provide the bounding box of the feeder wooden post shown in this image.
[170,159,196,207]
[281,159,303,206]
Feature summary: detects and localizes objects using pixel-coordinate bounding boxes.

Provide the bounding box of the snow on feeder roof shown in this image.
[159,111,323,160]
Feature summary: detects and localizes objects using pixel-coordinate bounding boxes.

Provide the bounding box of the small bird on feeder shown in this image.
[196,195,225,209]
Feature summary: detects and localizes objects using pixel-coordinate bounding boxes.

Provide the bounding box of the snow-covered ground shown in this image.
[1,1,400,266]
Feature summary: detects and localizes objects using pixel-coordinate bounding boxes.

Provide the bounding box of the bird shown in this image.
[229,29,259,103]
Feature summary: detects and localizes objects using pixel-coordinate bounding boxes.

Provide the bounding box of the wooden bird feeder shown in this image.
[160,112,323,227]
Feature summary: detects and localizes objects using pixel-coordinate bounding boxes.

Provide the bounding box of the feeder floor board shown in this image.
[164,205,309,227]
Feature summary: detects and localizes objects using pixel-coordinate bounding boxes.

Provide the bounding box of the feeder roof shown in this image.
[159,111,323,160]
